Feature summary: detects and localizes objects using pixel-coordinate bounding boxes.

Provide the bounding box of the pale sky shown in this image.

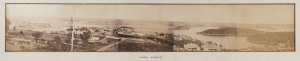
[6,4,294,24]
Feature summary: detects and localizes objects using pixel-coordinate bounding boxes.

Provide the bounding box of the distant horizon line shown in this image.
[7,17,294,25]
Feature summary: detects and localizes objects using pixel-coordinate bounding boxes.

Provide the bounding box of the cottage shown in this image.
[202,43,220,51]
[184,43,201,51]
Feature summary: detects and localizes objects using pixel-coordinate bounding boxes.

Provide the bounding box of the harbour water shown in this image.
[173,26,262,49]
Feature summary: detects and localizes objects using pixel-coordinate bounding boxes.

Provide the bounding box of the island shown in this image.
[197,27,262,36]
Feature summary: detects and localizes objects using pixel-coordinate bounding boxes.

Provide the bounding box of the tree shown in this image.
[20,31,25,36]
[53,36,62,51]
[13,26,17,30]
[95,30,99,32]
[79,27,91,43]
[54,36,62,43]
[32,31,43,43]
[5,18,10,33]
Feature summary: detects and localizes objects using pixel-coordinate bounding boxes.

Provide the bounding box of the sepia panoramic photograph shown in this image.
[5,4,295,52]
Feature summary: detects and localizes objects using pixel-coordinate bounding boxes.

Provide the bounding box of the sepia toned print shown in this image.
[5,4,294,52]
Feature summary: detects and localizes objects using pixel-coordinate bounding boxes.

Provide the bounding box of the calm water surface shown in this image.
[173,27,261,49]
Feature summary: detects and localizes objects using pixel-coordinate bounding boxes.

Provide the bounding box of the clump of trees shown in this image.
[113,26,135,37]
[47,36,63,51]
[32,31,43,43]
[79,27,91,43]
[173,35,204,48]
[143,32,175,46]
[63,27,92,51]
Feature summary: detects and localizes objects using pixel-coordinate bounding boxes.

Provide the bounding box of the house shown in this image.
[202,43,220,51]
[184,43,201,51]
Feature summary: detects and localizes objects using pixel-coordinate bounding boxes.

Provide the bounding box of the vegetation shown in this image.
[119,39,173,52]
[31,31,43,43]
[168,23,190,30]
[5,18,10,33]
[247,32,294,47]
[173,35,204,48]
[46,36,63,51]
[79,27,91,43]
[113,26,135,37]
[197,27,261,36]
[143,33,174,46]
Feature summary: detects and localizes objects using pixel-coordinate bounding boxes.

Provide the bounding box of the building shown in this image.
[202,43,221,51]
[183,43,201,51]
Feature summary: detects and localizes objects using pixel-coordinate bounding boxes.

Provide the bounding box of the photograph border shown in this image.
[4,3,296,52]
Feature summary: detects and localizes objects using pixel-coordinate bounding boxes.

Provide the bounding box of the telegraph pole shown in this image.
[70,17,74,52]
[70,5,76,52]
